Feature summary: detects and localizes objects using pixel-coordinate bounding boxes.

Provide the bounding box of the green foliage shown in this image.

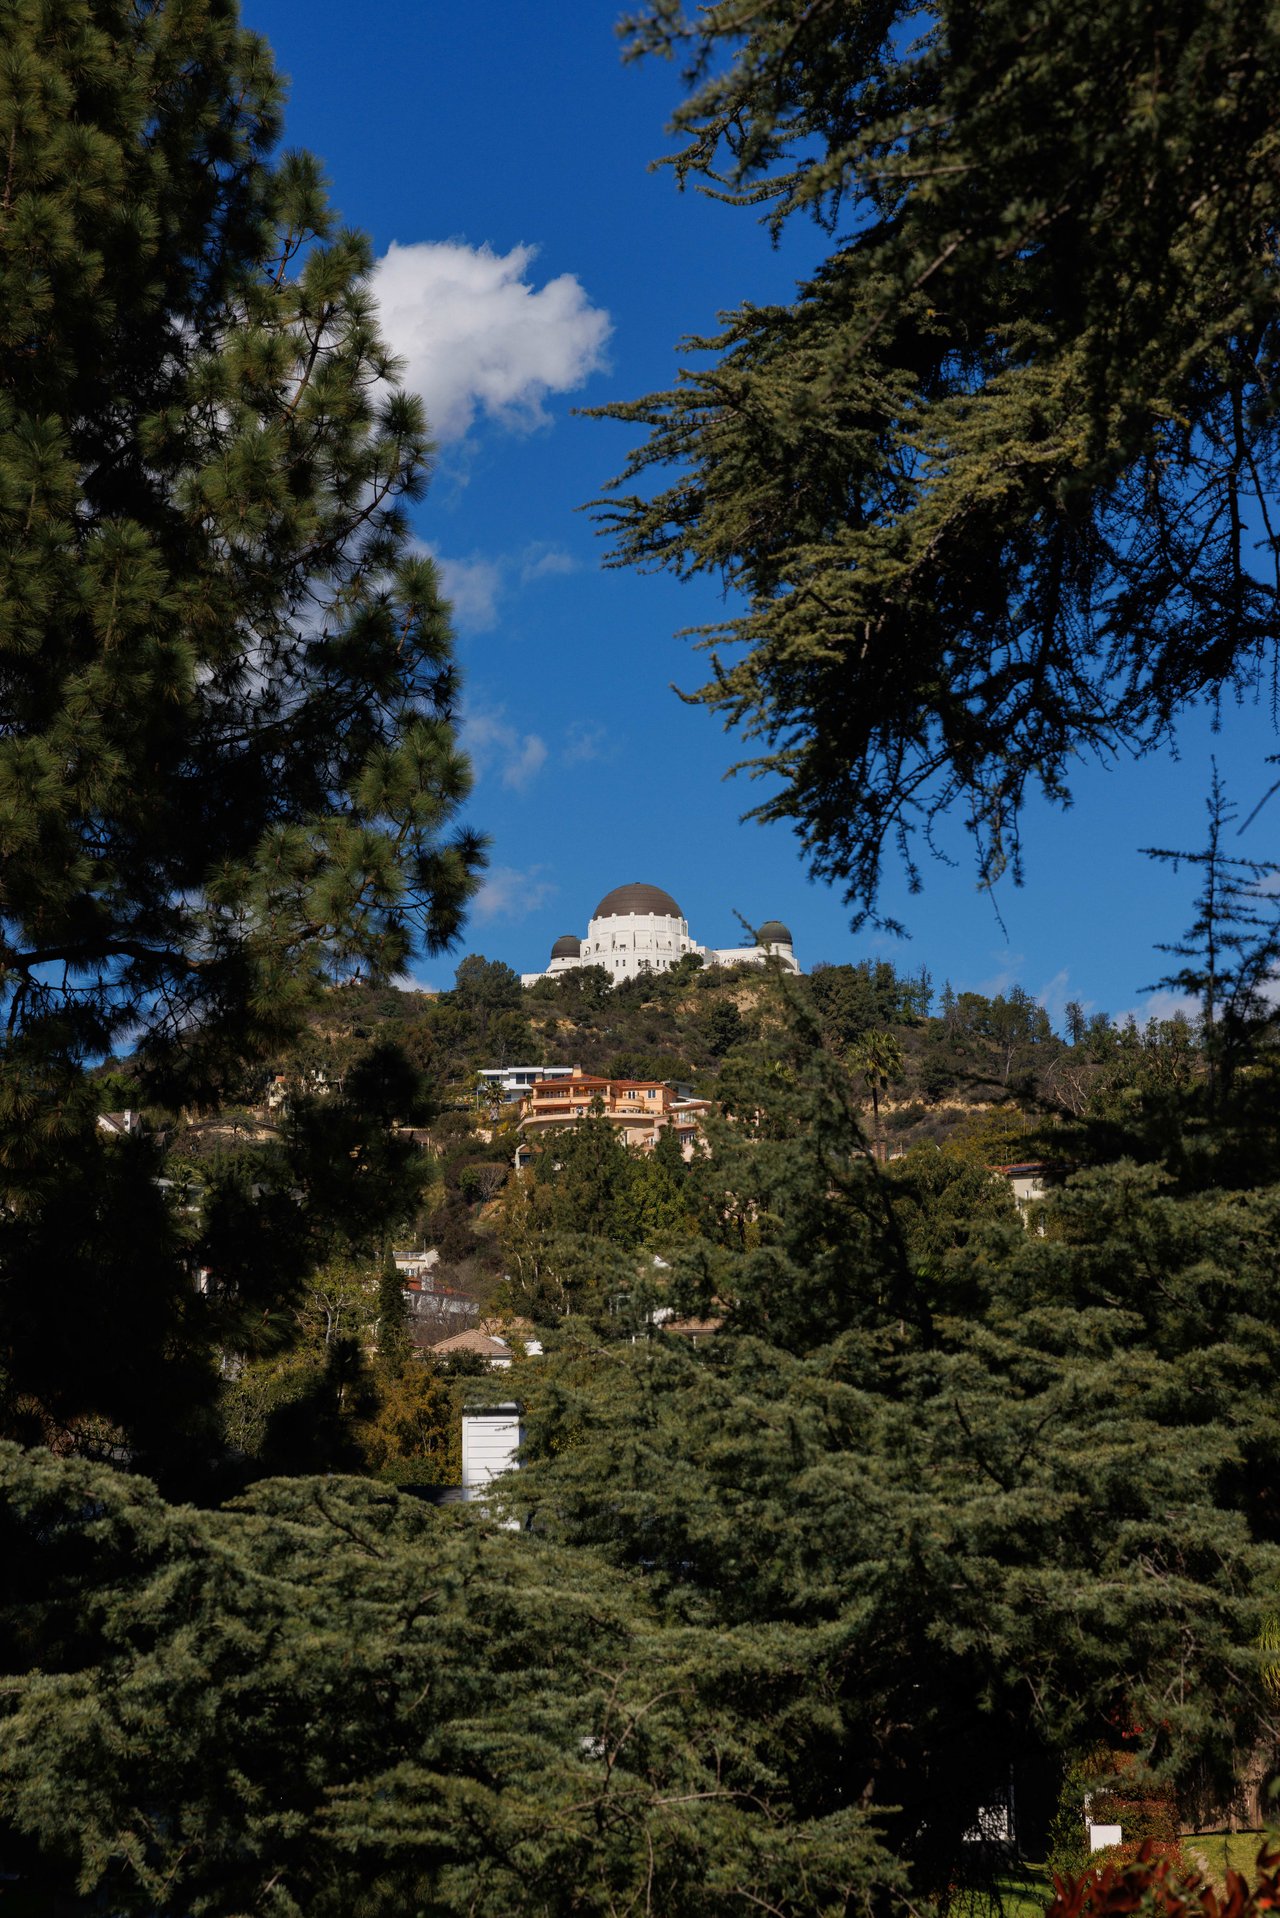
[0,0,481,1463]
[192,1040,433,1375]
[602,0,1280,918]
[218,1252,457,1483]
[493,1114,697,1324]
[606,1047,696,1082]
[376,1254,413,1374]
[355,1361,458,1484]
[215,1253,381,1474]
[509,976,1280,1898]
[519,1270,1278,1898]
[1144,771,1280,1112]
[1047,1747,1182,1881]
[675,999,914,1351]
[0,1447,906,1916]
[942,1105,1043,1170]
[847,1027,905,1159]
[438,961,533,1067]
[704,996,748,1058]
[8,973,1280,1909]
[1046,1757,1095,1887]
[809,962,931,1049]
[887,1142,1019,1298]
[455,1161,509,1205]
[453,953,523,1010]
[219,1338,375,1479]
[531,1115,638,1239]
[552,963,614,1014]
[0,0,481,1087]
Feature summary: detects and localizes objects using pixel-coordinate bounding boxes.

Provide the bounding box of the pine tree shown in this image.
[0,1,482,1458]
[517,1008,1280,1901]
[1,3,481,1088]
[0,1445,905,1915]
[1144,769,1280,1115]
[600,1,1280,921]
[677,988,917,1349]
[375,1251,412,1375]
[4,991,1280,1911]
[501,976,1280,1890]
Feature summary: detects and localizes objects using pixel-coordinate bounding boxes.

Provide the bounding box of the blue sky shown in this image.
[247,0,1280,1026]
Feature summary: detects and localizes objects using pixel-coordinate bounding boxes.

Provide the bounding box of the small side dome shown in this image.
[755,920,794,946]
[593,882,682,920]
[550,933,582,959]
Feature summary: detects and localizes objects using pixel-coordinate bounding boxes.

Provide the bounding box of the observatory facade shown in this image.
[521,882,800,987]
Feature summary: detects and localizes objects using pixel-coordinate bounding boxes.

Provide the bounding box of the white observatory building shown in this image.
[520,882,800,987]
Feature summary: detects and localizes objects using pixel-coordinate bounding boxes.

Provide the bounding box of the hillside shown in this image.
[103,949,1201,1316]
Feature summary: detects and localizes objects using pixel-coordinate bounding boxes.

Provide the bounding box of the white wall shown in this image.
[461,1404,524,1497]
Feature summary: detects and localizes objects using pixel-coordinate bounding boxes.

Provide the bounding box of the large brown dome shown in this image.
[592,882,682,921]
[755,920,793,946]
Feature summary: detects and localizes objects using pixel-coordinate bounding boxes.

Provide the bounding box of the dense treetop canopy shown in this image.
[602,0,1280,921]
[0,1447,903,1916]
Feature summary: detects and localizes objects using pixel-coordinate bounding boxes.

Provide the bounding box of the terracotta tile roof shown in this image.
[432,1329,513,1360]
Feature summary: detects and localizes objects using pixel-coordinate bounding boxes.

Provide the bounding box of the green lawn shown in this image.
[1182,1832,1272,1889]
[994,1865,1054,1917]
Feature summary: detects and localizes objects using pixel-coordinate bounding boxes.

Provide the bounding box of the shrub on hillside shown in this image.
[1047,1751,1184,1884]
[1049,1842,1280,1918]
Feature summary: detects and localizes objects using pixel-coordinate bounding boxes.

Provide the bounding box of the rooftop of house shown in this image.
[432,1329,514,1362]
[528,1073,671,1092]
[663,1316,724,1341]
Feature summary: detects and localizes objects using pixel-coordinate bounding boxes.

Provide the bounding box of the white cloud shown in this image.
[409,538,583,635]
[432,550,503,632]
[473,864,556,923]
[505,732,548,789]
[1036,968,1073,1027]
[521,543,579,583]
[392,972,443,996]
[462,708,548,792]
[371,239,612,443]
[1142,988,1202,1021]
[978,950,1025,998]
[1107,987,1202,1029]
[563,721,608,764]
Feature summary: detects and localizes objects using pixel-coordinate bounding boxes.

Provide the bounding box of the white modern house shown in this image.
[521,882,800,987]
[476,1064,578,1103]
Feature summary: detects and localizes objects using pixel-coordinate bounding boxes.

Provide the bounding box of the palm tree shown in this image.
[848,1030,905,1163]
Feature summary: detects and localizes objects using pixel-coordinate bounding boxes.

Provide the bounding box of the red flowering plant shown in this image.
[1049,1842,1280,1918]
